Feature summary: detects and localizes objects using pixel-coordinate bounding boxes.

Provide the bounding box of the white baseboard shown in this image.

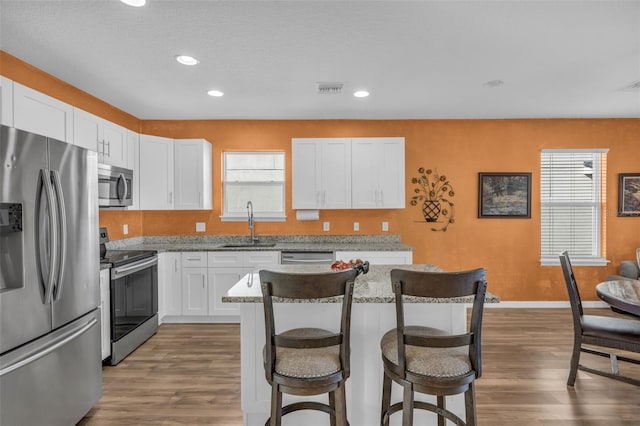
[485,301,609,308]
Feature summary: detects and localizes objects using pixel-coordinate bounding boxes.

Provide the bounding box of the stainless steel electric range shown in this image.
[99,228,158,365]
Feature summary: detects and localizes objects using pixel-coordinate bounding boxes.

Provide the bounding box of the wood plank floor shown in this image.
[79,308,640,425]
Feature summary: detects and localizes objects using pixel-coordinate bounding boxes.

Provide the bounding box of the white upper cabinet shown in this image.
[72,108,101,151]
[139,134,175,210]
[101,120,127,168]
[174,139,212,210]
[13,82,73,143]
[72,107,128,167]
[0,76,14,127]
[292,138,351,209]
[126,130,140,210]
[351,138,405,208]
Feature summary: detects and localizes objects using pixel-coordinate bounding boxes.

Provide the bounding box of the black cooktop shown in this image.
[100,250,156,267]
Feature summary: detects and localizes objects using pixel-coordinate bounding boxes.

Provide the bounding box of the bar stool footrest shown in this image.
[265,401,350,426]
[382,401,466,426]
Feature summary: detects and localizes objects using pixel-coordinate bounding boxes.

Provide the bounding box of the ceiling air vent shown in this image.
[316,82,344,95]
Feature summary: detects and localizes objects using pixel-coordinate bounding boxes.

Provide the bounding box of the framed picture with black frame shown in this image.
[618,173,640,216]
[478,172,532,218]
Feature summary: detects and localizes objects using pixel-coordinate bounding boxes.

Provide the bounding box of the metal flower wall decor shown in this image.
[410,167,456,232]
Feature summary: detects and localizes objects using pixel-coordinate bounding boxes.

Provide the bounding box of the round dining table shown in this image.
[595,280,640,316]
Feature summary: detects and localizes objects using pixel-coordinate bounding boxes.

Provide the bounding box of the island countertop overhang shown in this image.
[224,264,500,304]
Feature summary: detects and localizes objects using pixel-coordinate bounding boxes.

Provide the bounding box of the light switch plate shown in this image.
[123,224,128,235]
[323,222,330,232]
[196,222,206,232]
[382,221,389,232]
[353,222,359,231]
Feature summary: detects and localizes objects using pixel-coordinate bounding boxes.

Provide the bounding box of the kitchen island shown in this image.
[224,264,499,426]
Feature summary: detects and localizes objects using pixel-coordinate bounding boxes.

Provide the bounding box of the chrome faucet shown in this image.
[246,201,258,243]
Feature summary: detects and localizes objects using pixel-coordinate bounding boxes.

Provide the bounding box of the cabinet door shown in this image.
[208,267,244,316]
[174,139,212,210]
[352,138,405,209]
[334,250,413,265]
[292,139,321,209]
[126,130,140,210]
[159,252,182,318]
[99,269,111,361]
[377,138,405,208]
[0,76,14,127]
[101,120,127,168]
[13,82,73,142]
[320,138,351,209]
[139,134,174,209]
[72,108,100,152]
[351,139,380,209]
[181,267,208,316]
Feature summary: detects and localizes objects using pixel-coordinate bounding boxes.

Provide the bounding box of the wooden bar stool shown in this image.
[380,268,487,426]
[259,268,358,426]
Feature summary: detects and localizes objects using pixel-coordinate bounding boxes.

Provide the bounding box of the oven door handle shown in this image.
[111,256,157,280]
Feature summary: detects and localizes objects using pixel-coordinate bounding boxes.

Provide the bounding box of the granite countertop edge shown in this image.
[106,234,414,253]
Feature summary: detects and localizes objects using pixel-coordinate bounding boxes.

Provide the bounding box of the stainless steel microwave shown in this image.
[98,164,133,207]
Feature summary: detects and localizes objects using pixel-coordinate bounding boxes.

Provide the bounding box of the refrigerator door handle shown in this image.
[0,317,98,378]
[51,170,67,300]
[36,169,58,304]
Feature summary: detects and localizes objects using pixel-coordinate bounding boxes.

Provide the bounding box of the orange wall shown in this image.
[3,51,639,302]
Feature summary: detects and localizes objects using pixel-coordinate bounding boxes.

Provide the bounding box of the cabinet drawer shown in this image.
[245,251,280,268]
[208,251,244,267]
[181,252,208,267]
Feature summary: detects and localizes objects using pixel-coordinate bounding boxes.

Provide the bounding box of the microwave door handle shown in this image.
[51,170,67,301]
[122,174,129,202]
[116,173,126,203]
[38,169,58,304]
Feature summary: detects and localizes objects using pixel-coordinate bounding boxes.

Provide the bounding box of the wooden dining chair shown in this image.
[380,268,487,426]
[559,251,640,386]
[259,268,358,426]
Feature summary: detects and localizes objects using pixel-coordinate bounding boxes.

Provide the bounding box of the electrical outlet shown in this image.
[382,221,389,232]
[323,222,330,232]
[196,222,206,232]
[123,224,128,235]
[353,222,359,231]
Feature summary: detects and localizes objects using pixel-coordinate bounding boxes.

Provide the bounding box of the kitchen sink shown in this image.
[218,243,277,248]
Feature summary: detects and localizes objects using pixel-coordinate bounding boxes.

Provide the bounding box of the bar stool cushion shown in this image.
[264,328,341,378]
[381,326,471,378]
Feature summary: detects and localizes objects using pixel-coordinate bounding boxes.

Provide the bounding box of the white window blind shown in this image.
[540,149,608,265]
[222,152,285,221]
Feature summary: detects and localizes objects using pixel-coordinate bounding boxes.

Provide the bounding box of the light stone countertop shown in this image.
[106,234,414,253]
[224,264,500,304]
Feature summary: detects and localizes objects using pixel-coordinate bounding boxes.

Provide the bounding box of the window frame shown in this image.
[539,148,608,266]
[220,151,286,222]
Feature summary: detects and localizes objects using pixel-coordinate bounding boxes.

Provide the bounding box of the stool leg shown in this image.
[270,384,282,426]
[402,383,413,426]
[464,382,477,426]
[334,382,348,426]
[437,395,445,426]
[329,389,337,426]
[381,372,392,426]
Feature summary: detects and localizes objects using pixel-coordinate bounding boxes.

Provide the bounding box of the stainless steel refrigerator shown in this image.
[0,125,102,425]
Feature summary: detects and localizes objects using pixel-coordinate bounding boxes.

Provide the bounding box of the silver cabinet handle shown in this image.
[174,258,178,272]
[106,141,111,156]
[380,190,384,206]
[168,191,173,204]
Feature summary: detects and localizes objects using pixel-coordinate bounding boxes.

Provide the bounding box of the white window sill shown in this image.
[540,257,609,267]
[220,214,286,222]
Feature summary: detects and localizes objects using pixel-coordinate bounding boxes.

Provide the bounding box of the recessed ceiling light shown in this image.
[120,0,146,7]
[207,90,224,97]
[354,90,370,98]
[176,55,199,66]
[483,79,504,88]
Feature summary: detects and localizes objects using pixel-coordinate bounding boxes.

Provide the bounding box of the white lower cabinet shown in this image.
[208,267,245,316]
[181,267,208,316]
[158,252,182,321]
[99,268,111,361]
[334,250,413,265]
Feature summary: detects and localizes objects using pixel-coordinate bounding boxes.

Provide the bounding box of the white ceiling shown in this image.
[1,0,639,120]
